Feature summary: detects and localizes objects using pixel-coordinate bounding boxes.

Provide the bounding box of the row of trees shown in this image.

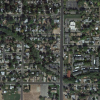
[22,3,60,14]
[77,0,99,7]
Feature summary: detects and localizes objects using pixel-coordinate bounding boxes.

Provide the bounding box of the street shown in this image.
[60,0,64,100]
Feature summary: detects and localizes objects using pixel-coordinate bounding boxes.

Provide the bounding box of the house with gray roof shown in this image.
[72,70,82,76]
[74,56,84,60]
[74,62,83,66]
[96,57,99,67]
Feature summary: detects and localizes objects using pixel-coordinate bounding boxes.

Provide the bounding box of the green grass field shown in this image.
[3,92,20,100]
[64,14,81,19]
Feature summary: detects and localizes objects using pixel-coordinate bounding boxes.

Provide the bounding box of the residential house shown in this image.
[96,57,99,67]
[10,85,14,89]
[74,56,84,60]
[74,62,83,66]
[1,71,5,75]
[73,70,82,76]
[51,88,57,93]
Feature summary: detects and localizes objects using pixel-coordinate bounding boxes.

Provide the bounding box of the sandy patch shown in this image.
[53,28,60,34]
[23,85,40,100]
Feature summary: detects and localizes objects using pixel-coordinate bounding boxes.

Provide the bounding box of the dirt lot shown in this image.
[23,85,40,100]
[53,28,60,34]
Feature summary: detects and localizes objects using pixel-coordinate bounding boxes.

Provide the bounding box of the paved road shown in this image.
[60,0,64,100]
[3,82,60,85]
[21,42,24,100]
[0,69,41,71]
[3,48,5,60]
[5,52,21,54]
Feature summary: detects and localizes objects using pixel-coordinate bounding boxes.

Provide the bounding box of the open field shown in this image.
[64,14,81,19]
[3,92,20,100]
[23,85,41,100]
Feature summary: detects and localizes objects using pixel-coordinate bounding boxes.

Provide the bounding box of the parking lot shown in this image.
[66,1,78,9]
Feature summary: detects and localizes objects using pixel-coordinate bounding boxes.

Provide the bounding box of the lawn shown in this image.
[3,92,20,100]
[64,14,81,19]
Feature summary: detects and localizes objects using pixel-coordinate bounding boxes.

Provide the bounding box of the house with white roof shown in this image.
[10,86,14,89]
[24,19,28,23]
[1,71,5,75]
[69,21,77,31]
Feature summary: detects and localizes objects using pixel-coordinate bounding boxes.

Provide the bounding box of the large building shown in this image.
[66,0,78,9]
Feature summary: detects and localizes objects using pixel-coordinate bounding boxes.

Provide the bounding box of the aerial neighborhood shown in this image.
[0,0,61,100]
[63,0,100,100]
[0,0,100,100]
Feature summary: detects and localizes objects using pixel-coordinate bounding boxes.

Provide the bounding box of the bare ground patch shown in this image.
[53,28,60,34]
[23,85,40,100]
